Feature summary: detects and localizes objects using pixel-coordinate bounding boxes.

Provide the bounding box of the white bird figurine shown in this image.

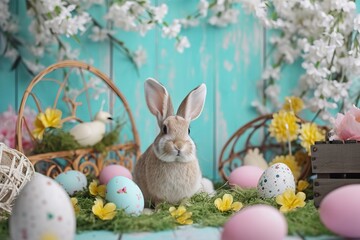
[70,111,113,147]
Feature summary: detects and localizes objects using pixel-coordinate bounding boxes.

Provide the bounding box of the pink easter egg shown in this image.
[222,205,287,240]
[228,166,264,188]
[99,165,133,185]
[319,184,360,238]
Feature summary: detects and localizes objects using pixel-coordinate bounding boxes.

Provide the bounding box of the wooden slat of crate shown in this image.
[314,178,360,207]
[311,143,360,173]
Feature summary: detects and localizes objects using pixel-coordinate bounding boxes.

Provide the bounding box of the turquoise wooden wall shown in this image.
[0,1,265,180]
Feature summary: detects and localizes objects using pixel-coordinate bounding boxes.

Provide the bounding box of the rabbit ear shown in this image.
[144,78,174,125]
[177,83,206,121]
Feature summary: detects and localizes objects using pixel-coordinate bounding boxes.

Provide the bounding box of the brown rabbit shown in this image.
[134,78,207,206]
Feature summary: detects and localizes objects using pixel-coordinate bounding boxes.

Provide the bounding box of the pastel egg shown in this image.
[106,176,144,215]
[320,184,360,238]
[229,166,264,188]
[55,170,87,195]
[257,163,295,198]
[10,173,76,240]
[222,205,287,240]
[99,165,133,185]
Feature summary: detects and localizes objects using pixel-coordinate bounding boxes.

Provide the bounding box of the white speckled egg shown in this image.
[106,176,144,216]
[55,170,87,195]
[257,163,295,198]
[10,173,76,240]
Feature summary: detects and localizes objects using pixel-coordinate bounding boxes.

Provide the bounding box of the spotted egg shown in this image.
[10,173,76,240]
[106,176,144,216]
[55,170,87,196]
[257,163,295,198]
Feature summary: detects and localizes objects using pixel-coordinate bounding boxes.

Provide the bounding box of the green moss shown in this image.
[33,122,123,154]
[0,185,333,236]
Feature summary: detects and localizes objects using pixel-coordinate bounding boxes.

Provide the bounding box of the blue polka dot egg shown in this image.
[54,170,87,196]
[257,163,295,198]
[106,176,144,215]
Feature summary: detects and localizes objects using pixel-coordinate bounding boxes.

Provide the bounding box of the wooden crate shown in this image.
[311,140,360,207]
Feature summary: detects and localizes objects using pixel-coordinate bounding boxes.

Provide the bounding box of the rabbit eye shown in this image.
[188,128,190,134]
[162,125,167,134]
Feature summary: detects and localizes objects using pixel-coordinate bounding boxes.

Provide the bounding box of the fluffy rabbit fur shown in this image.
[134,78,207,205]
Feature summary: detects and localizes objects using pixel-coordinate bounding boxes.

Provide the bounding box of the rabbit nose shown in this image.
[174,141,184,151]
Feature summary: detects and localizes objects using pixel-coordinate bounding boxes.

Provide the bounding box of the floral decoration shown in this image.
[32,108,63,140]
[242,0,360,121]
[1,0,244,74]
[71,197,80,214]
[214,193,243,212]
[92,198,117,220]
[169,206,193,225]
[268,110,299,143]
[299,123,326,154]
[89,180,106,198]
[331,105,360,141]
[282,96,304,113]
[296,180,309,192]
[0,106,36,152]
[276,188,306,213]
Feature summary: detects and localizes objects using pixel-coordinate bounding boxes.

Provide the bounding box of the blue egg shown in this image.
[106,176,144,216]
[55,170,87,195]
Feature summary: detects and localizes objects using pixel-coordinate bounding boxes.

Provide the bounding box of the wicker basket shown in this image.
[15,60,141,178]
[0,143,35,215]
[218,114,327,182]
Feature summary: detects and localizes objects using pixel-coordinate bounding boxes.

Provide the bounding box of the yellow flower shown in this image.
[276,188,306,213]
[282,96,304,113]
[270,155,301,180]
[32,108,62,140]
[89,180,106,198]
[297,180,310,192]
[269,111,299,143]
[92,198,117,220]
[71,197,80,214]
[214,194,243,212]
[169,206,193,225]
[299,123,325,155]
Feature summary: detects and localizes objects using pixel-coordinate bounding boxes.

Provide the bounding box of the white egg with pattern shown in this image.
[257,163,295,198]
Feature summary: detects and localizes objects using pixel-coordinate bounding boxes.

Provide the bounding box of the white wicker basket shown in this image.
[0,142,34,216]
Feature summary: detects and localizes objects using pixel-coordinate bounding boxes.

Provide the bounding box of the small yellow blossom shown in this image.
[169,206,193,225]
[270,155,301,180]
[92,198,117,220]
[297,180,310,192]
[299,123,325,154]
[214,194,243,212]
[32,108,62,140]
[269,111,299,143]
[89,180,106,198]
[71,197,80,214]
[276,188,306,213]
[282,96,304,113]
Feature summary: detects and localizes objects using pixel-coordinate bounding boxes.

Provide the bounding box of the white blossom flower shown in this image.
[175,36,190,53]
[354,15,360,32]
[133,46,147,68]
[23,60,45,73]
[89,26,113,42]
[198,0,209,17]
[152,4,168,23]
[162,20,181,39]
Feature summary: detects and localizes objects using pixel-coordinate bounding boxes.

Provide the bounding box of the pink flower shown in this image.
[0,106,36,152]
[332,105,360,141]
